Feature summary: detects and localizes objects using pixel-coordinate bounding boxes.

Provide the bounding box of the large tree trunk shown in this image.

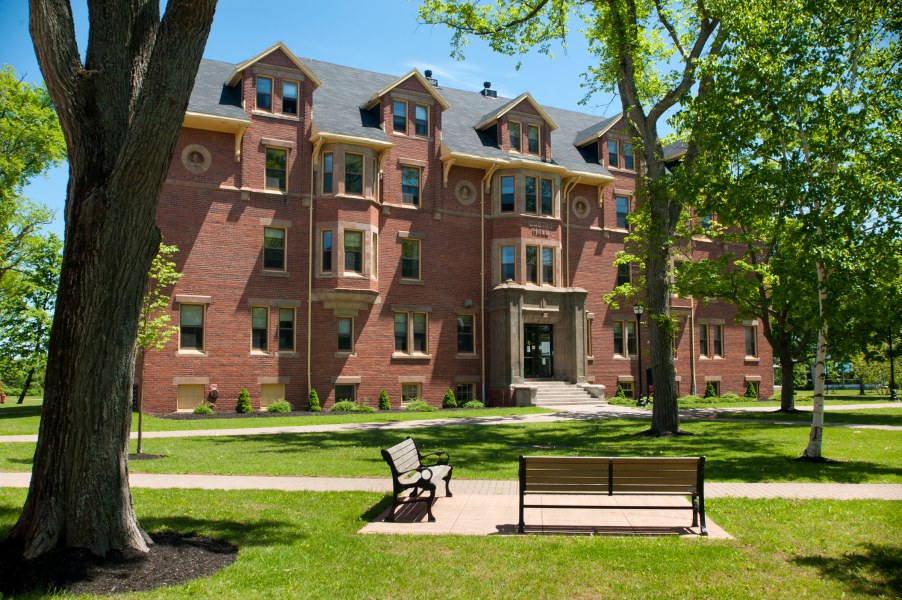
[778,350,797,412]
[6,0,217,560]
[16,368,34,405]
[803,258,828,458]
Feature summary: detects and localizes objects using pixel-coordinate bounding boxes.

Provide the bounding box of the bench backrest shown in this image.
[382,437,422,476]
[520,456,703,495]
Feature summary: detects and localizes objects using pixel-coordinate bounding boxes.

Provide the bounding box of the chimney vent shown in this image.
[424,69,438,87]
[480,81,497,98]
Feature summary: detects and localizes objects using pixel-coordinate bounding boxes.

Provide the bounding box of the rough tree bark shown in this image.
[6,0,217,559]
[16,368,35,405]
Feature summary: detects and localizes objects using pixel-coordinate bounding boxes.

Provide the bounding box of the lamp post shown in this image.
[634,304,644,405]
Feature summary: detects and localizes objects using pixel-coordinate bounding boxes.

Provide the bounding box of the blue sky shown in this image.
[1,0,623,236]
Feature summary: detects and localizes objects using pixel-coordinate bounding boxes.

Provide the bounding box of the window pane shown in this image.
[337,317,352,352]
[613,321,623,355]
[615,196,630,228]
[457,315,474,353]
[509,121,521,151]
[278,308,294,351]
[180,305,204,349]
[412,313,427,353]
[266,148,287,191]
[617,263,631,286]
[401,166,420,205]
[623,142,634,170]
[335,385,356,402]
[501,245,515,282]
[626,321,637,355]
[586,317,594,356]
[323,153,333,193]
[252,307,267,351]
[394,313,408,352]
[322,230,332,271]
[401,239,420,279]
[745,326,757,357]
[282,81,298,114]
[608,139,618,167]
[401,384,419,402]
[415,104,428,136]
[713,325,723,356]
[263,227,285,270]
[527,124,539,154]
[542,247,554,285]
[526,246,538,283]
[541,179,553,216]
[525,177,537,213]
[456,384,473,402]
[700,325,709,356]
[256,76,272,110]
[501,176,515,212]
[345,153,363,195]
[393,100,406,132]
[344,231,362,272]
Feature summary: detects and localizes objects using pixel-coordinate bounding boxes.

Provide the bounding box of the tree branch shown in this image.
[653,0,687,61]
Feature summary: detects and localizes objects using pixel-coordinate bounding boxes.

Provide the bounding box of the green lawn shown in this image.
[2,419,898,482]
[723,408,902,427]
[0,403,550,436]
[0,488,898,598]
[608,391,897,410]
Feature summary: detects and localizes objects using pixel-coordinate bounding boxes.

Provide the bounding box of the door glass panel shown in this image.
[524,324,553,378]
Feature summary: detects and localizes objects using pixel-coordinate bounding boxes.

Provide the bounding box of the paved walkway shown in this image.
[1,403,899,443]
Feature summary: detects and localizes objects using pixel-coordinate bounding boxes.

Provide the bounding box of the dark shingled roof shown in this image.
[573,115,620,146]
[663,141,689,161]
[190,57,616,178]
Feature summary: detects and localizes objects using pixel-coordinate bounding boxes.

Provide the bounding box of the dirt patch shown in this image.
[0,532,237,596]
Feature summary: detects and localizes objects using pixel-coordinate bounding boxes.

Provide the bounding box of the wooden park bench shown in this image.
[519,456,707,535]
[381,437,453,522]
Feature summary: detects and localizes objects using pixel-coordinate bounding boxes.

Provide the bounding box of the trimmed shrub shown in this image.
[462,400,485,409]
[679,395,704,404]
[308,389,321,412]
[442,389,457,408]
[745,381,758,399]
[236,388,252,413]
[266,400,292,413]
[378,389,391,410]
[193,402,214,415]
[331,400,375,412]
[405,399,437,412]
[704,382,718,398]
[353,403,375,413]
[614,384,626,398]
[720,393,743,402]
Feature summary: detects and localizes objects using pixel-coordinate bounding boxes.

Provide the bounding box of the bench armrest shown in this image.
[420,451,450,466]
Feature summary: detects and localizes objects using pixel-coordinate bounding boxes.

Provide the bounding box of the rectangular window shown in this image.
[372,233,378,278]
[613,320,637,356]
[251,306,268,351]
[525,176,538,214]
[745,325,758,357]
[586,316,594,357]
[177,384,205,411]
[615,195,630,229]
[526,245,538,284]
[256,76,272,111]
[337,317,353,352]
[623,142,635,170]
[501,245,515,282]
[261,384,285,409]
[456,383,474,403]
[616,263,631,286]
[263,227,286,271]
[322,230,333,272]
[500,175,515,212]
[401,383,421,403]
[344,230,363,273]
[401,238,421,279]
[608,139,619,168]
[282,81,298,115]
[322,153,333,194]
[414,104,428,136]
[701,213,713,231]
[457,315,475,353]
[619,381,634,398]
[527,124,540,154]
[393,100,407,133]
[180,304,204,351]
[345,153,363,195]
[706,380,721,396]
[401,166,420,205]
[509,121,521,151]
[412,313,427,353]
[265,147,287,191]
[699,324,723,357]
[394,313,408,353]
[700,324,709,357]
[335,384,356,402]
[542,247,554,285]
[712,324,723,357]
[278,308,295,351]
[541,179,553,216]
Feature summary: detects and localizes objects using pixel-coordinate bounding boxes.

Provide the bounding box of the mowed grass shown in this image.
[2,419,899,482]
[0,488,898,598]
[0,403,550,436]
[723,408,902,427]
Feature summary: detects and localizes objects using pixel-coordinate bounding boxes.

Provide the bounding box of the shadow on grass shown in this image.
[139,515,303,549]
[792,543,902,597]
[0,405,42,419]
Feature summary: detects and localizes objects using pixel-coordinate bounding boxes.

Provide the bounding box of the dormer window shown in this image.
[527,124,540,154]
[608,139,619,168]
[509,121,522,151]
[393,100,407,133]
[608,139,635,171]
[414,104,429,136]
[623,142,635,170]
[282,81,298,115]
[256,76,273,111]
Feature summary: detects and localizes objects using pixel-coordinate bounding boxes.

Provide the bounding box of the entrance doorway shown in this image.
[524,324,553,378]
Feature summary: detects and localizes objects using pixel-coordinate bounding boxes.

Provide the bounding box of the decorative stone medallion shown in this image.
[572,196,590,219]
[181,144,212,174]
[455,180,477,206]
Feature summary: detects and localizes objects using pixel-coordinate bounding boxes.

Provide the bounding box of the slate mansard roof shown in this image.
[187,55,619,179]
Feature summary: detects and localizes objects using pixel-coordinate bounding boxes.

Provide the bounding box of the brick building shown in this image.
[141,42,773,412]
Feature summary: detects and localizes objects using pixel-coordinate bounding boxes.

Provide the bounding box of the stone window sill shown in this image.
[262,270,289,278]
[335,351,357,358]
[400,278,424,285]
[455,353,478,360]
[249,351,271,357]
[177,350,207,357]
[252,110,301,122]
[744,356,760,362]
[392,353,432,360]
[612,354,637,360]
[275,351,299,357]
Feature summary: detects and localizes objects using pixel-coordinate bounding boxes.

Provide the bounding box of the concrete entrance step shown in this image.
[532,381,606,408]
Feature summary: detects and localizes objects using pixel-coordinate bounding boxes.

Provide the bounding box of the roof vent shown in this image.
[481,81,497,98]
[424,69,438,87]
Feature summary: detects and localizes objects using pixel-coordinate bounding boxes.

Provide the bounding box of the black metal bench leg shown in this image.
[698,494,708,536]
[387,492,399,522]
[444,466,453,497]
[692,497,699,527]
[425,487,436,522]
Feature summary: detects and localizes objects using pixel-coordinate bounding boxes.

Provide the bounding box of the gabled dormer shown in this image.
[226,41,322,118]
[474,92,558,160]
[360,69,450,140]
[574,114,637,173]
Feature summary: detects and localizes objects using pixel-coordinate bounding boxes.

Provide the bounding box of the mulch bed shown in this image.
[0,532,237,596]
